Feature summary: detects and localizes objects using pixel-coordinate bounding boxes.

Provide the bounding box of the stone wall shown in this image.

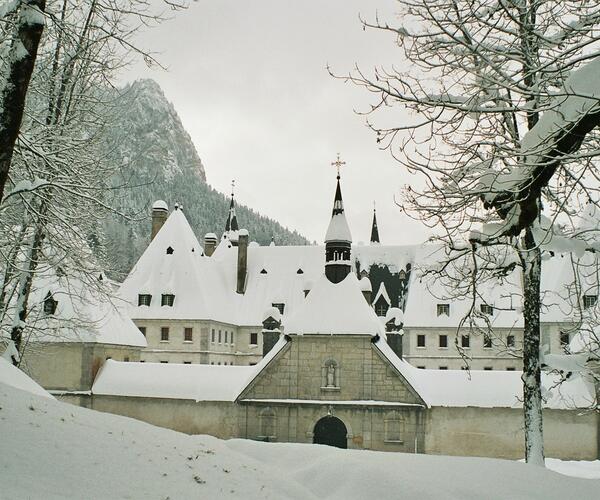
[424,406,598,460]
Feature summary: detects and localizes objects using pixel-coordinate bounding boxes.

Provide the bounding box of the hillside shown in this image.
[102,79,308,277]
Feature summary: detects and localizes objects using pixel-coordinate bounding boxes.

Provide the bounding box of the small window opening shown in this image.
[437,303,450,316]
[166,246,174,255]
[583,294,597,309]
[417,334,426,348]
[461,335,470,348]
[138,294,152,306]
[272,303,285,314]
[260,269,268,274]
[297,268,304,274]
[480,304,494,315]
[161,294,175,307]
[439,335,448,348]
[250,332,258,345]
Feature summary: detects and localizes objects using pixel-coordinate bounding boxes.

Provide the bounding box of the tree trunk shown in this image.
[518,226,545,465]
[0,0,46,203]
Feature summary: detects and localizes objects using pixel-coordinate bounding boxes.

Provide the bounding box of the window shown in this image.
[375,303,389,317]
[272,303,285,314]
[461,335,470,348]
[217,361,221,365]
[480,304,494,315]
[483,334,492,349]
[506,367,516,371]
[166,246,174,255]
[224,331,228,344]
[484,366,493,371]
[211,329,215,343]
[507,335,515,348]
[210,362,214,365]
[260,269,268,274]
[439,335,448,348]
[161,294,175,307]
[417,366,425,369]
[259,408,277,440]
[43,292,58,315]
[583,294,597,309]
[160,360,168,364]
[384,412,404,443]
[249,362,257,366]
[231,332,235,345]
[161,327,169,341]
[439,366,448,370]
[218,330,222,343]
[184,327,193,342]
[250,332,258,345]
[124,357,130,362]
[138,294,152,306]
[417,334,426,348]
[138,326,146,337]
[184,361,192,364]
[437,303,450,316]
[297,268,304,274]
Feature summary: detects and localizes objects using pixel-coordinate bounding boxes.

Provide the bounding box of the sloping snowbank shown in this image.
[1,381,599,499]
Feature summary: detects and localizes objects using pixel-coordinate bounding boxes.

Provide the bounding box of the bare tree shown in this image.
[343,0,600,465]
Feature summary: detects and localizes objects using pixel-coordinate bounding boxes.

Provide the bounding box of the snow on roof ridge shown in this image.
[284,273,384,336]
[373,282,391,305]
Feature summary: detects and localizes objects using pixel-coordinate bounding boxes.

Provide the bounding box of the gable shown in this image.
[238,335,425,406]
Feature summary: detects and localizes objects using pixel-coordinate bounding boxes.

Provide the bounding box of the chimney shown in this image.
[385,308,404,359]
[236,229,249,294]
[204,233,218,257]
[360,277,372,305]
[262,306,282,357]
[151,200,168,240]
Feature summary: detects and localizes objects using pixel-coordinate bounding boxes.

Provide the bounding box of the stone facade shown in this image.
[135,319,263,366]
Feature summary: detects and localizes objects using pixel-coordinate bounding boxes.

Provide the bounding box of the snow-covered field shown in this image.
[1,366,599,499]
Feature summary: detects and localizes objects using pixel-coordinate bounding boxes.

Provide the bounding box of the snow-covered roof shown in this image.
[374,339,595,409]
[373,282,391,305]
[0,357,54,399]
[385,307,404,326]
[325,213,352,242]
[284,273,384,336]
[92,360,254,402]
[403,246,524,329]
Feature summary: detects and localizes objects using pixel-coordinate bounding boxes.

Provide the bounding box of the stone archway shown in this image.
[313,416,348,449]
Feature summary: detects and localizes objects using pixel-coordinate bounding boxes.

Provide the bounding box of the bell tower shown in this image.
[324,154,352,284]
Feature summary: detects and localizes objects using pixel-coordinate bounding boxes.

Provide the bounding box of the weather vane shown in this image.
[331,153,346,178]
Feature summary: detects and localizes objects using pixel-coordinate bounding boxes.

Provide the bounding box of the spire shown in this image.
[324,155,352,284]
[370,202,380,244]
[223,180,239,241]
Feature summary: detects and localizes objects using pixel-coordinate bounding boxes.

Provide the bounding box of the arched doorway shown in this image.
[313,416,347,448]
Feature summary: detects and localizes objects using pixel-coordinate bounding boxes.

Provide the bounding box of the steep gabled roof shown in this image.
[284,272,384,336]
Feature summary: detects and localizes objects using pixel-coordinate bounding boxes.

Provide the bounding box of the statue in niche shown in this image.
[326,363,336,387]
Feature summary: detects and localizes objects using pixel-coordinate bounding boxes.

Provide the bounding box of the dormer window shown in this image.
[260,269,268,274]
[166,246,174,255]
[272,303,285,314]
[375,302,389,317]
[296,268,304,274]
[480,304,494,315]
[161,294,175,307]
[437,303,450,316]
[138,294,152,306]
[583,294,597,309]
[43,292,58,315]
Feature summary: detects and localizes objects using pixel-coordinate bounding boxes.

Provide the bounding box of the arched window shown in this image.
[321,359,340,389]
[259,407,276,441]
[384,411,404,443]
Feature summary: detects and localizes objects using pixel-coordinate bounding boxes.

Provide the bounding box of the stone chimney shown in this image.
[204,233,218,257]
[262,306,282,357]
[236,229,249,294]
[151,200,168,240]
[385,308,404,359]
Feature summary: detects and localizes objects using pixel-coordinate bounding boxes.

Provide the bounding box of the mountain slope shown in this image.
[103,79,308,277]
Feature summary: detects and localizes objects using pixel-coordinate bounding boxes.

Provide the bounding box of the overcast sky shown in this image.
[125,0,432,245]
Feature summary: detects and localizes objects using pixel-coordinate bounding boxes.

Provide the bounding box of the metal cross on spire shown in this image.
[331,153,346,179]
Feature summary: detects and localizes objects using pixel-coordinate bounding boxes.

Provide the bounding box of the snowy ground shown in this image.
[1,380,599,499]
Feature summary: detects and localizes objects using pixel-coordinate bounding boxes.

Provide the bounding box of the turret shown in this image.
[324,163,352,284]
[151,200,168,240]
